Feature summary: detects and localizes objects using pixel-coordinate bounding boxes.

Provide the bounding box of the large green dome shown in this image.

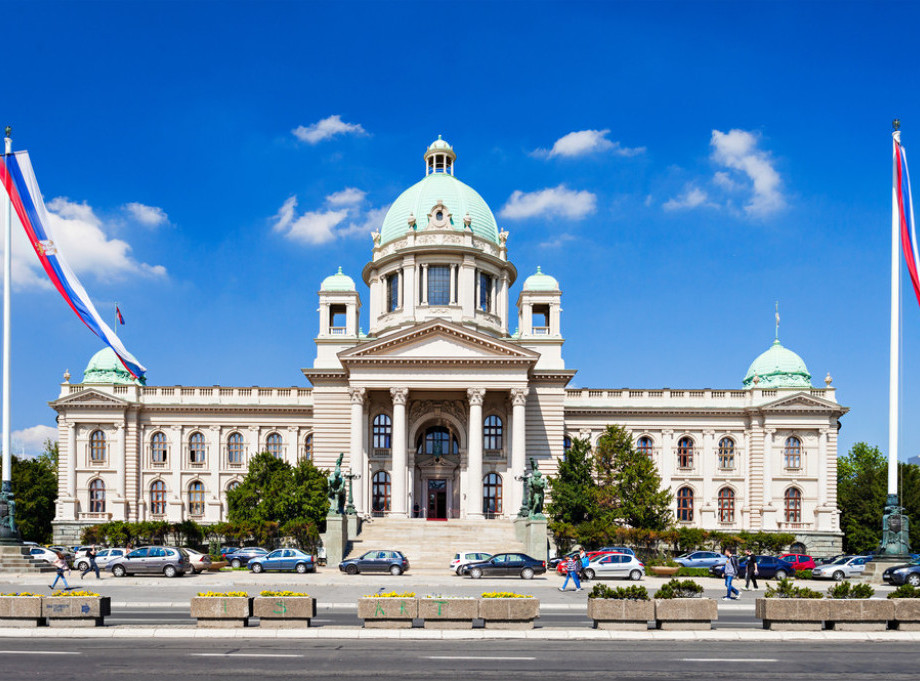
[379,172,499,246]
[743,339,812,389]
[83,347,142,385]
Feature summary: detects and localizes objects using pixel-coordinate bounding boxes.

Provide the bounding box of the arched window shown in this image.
[416,426,459,456]
[150,480,166,515]
[227,481,240,493]
[784,436,802,469]
[188,481,205,516]
[677,437,694,468]
[637,436,654,456]
[676,486,694,522]
[373,414,392,451]
[151,431,167,464]
[90,430,106,462]
[784,487,802,523]
[484,415,503,452]
[189,432,206,464]
[266,432,283,458]
[718,487,735,523]
[718,437,735,469]
[227,432,244,464]
[89,479,106,513]
[372,471,391,516]
[483,472,502,517]
[303,434,313,460]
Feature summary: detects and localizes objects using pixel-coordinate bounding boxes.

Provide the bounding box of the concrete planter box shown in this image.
[478,598,540,630]
[654,598,717,630]
[0,596,44,627]
[755,598,828,630]
[357,597,418,629]
[190,596,252,628]
[825,599,894,631]
[587,599,654,630]
[419,598,478,629]
[891,599,920,630]
[252,596,316,628]
[208,561,228,571]
[649,566,680,577]
[42,596,111,628]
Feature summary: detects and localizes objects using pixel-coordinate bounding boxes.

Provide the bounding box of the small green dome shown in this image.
[83,347,140,385]
[427,134,453,152]
[743,339,812,389]
[522,266,559,292]
[321,267,356,292]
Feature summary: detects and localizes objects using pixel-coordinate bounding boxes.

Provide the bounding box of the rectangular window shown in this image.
[386,273,399,312]
[479,272,493,312]
[532,304,550,334]
[427,266,450,305]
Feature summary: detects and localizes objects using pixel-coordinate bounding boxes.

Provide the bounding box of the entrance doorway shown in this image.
[427,479,447,520]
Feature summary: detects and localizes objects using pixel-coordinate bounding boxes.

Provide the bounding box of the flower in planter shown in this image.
[422,594,475,599]
[259,591,310,597]
[50,591,100,598]
[653,579,703,599]
[2,592,41,597]
[362,591,415,598]
[480,592,533,598]
[196,591,248,598]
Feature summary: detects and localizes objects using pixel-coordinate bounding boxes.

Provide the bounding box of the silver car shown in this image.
[811,555,868,581]
[583,553,645,581]
[109,546,191,578]
[74,547,128,572]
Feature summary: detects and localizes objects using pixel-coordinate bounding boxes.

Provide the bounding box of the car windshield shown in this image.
[833,557,851,565]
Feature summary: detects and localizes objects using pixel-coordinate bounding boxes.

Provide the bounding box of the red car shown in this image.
[780,553,816,570]
[556,550,623,574]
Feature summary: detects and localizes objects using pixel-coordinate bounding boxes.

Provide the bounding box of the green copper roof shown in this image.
[379,173,499,246]
[83,347,142,385]
[427,134,453,152]
[321,266,356,292]
[743,339,812,389]
[522,266,559,291]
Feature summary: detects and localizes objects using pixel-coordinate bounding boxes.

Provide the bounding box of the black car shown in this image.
[883,560,920,586]
[709,555,794,580]
[339,550,409,575]
[548,550,579,570]
[461,552,546,580]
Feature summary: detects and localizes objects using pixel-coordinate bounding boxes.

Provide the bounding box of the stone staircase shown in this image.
[345,518,526,570]
[0,544,56,573]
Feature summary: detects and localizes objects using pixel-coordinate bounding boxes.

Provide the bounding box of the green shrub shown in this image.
[764,577,823,599]
[797,569,813,580]
[675,567,711,578]
[588,583,649,600]
[888,584,920,599]
[653,579,703,599]
[827,581,874,599]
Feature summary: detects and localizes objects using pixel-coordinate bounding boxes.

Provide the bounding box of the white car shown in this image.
[811,555,868,581]
[74,548,128,572]
[29,546,62,565]
[583,553,645,581]
[450,551,493,575]
[183,548,213,574]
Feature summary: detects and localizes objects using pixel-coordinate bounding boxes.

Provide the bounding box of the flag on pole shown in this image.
[894,136,920,308]
[116,305,125,326]
[0,151,146,379]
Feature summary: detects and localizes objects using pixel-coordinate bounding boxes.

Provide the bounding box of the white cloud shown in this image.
[539,233,577,249]
[712,171,739,191]
[326,188,366,206]
[710,129,784,216]
[272,189,388,245]
[535,129,645,158]
[292,115,366,144]
[12,424,57,457]
[663,186,712,211]
[499,185,597,220]
[123,202,168,227]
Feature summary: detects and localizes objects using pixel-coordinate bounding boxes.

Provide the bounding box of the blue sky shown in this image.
[3,1,920,461]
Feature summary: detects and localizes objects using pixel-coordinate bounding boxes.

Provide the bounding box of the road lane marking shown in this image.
[191,653,302,658]
[682,658,778,662]
[426,656,535,661]
[0,651,82,655]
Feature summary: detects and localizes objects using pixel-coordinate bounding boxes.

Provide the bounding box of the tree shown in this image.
[11,439,59,543]
[837,442,888,553]
[594,425,673,531]
[546,437,598,552]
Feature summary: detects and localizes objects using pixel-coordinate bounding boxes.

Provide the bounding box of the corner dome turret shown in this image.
[321,266,356,292]
[743,339,812,389]
[83,347,142,385]
[522,266,559,292]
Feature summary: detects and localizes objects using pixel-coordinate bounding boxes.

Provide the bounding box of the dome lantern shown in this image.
[424,135,456,176]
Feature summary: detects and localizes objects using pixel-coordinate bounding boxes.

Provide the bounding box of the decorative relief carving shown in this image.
[467,388,486,407]
[410,399,467,425]
[348,387,367,404]
[510,388,528,407]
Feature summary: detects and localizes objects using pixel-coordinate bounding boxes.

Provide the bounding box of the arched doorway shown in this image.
[415,424,460,520]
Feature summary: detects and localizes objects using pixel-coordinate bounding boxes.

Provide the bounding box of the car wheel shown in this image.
[908,573,920,587]
[470,567,483,579]
[345,564,358,575]
[629,569,642,581]
[163,565,177,578]
[112,565,126,578]
[191,568,200,575]
[455,566,463,575]
[774,569,788,580]
[231,559,241,569]
[296,563,308,574]
[76,561,88,572]
[584,568,596,580]
[252,563,264,574]
[833,570,845,581]
[521,567,535,580]
[390,565,403,576]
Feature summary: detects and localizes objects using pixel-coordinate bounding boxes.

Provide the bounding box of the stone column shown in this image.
[403,258,416,318]
[509,388,528,515]
[348,387,367,514]
[116,423,126,502]
[467,388,485,519]
[450,264,457,304]
[421,264,428,305]
[170,426,183,518]
[208,425,221,523]
[500,272,510,335]
[67,421,77,499]
[762,427,776,529]
[390,387,409,517]
[700,430,715,526]
[816,428,830,530]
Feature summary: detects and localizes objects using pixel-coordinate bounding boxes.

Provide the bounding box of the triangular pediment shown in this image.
[761,392,846,413]
[50,387,130,409]
[339,320,539,364]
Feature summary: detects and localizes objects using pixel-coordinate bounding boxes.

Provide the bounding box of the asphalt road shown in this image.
[0,639,917,679]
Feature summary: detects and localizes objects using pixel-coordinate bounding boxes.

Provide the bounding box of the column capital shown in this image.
[764,427,777,435]
[661,429,674,436]
[467,388,486,406]
[348,386,367,404]
[390,387,409,405]
[510,387,527,406]
[116,423,125,432]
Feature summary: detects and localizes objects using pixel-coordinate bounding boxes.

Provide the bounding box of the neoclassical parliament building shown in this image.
[51,137,847,552]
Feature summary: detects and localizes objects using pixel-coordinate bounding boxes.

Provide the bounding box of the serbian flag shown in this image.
[116,306,125,325]
[0,151,146,379]
[895,136,920,308]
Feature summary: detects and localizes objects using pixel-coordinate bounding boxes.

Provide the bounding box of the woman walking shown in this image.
[49,552,70,591]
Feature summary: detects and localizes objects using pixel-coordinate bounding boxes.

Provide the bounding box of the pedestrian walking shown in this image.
[744,549,758,590]
[81,545,101,580]
[578,548,590,580]
[49,552,70,591]
[722,548,740,600]
[559,554,582,591]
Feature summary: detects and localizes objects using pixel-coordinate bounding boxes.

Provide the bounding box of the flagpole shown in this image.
[889,124,901,505]
[0,126,16,541]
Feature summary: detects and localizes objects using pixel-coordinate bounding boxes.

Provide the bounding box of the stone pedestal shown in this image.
[322,514,348,566]
[863,557,912,584]
[513,517,548,562]
[347,513,361,539]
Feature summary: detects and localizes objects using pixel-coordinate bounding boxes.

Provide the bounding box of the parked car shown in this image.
[882,559,920,586]
[709,555,794,580]
[675,551,727,569]
[548,550,580,571]
[815,554,848,565]
[225,547,269,568]
[597,546,636,557]
[583,553,645,581]
[29,546,63,565]
[74,547,128,572]
[461,552,546,580]
[556,550,624,574]
[109,546,191,577]
[219,546,241,557]
[450,551,492,575]
[45,546,75,561]
[249,548,316,574]
[780,553,817,571]
[811,555,869,581]
[183,548,213,574]
[339,550,409,575]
